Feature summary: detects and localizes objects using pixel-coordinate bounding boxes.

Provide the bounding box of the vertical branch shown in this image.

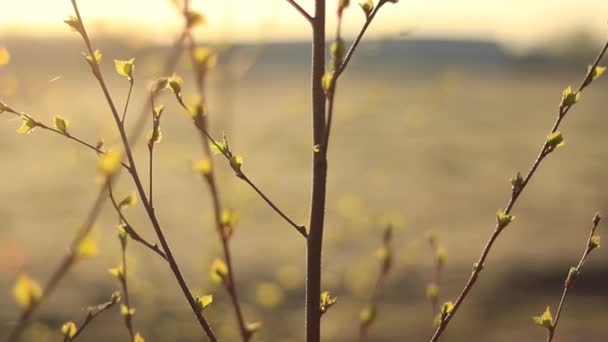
[306,1,327,341]
[185,38,250,341]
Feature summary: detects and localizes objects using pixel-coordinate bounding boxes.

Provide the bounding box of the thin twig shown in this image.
[286,0,313,23]
[70,1,217,339]
[174,98,307,239]
[545,213,602,342]
[359,226,393,341]
[324,1,386,153]
[107,185,167,260]
[69,292,120,341]
[429,40,608,342]
[3,107,130,170]
[185,34,250,341]
[121,78,134,123]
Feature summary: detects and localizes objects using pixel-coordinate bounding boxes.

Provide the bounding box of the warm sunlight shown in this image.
[1,0,607,50]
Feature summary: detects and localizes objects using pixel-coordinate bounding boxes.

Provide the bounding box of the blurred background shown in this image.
[1,0,608,341]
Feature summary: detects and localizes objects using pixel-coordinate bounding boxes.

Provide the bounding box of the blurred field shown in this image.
[1,36,608,341]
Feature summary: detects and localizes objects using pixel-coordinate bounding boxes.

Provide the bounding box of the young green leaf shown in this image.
[0,47,10,66]
[546,131,565,149]
[120,304,136,317]
[167,74,184,102]
[64,16,84,35]
[98,150,122,176]
[134,333,145,342]
[426,283,439,301]
[360,306,376,326]
[532,306,554,330]
[108,265,125,281]
[229,155,244,174]
[153,105,165,119]
[16,114,37,134]
[496,210,515,229]
[193,158,212,176]
[193,47,217,69]
[147,127,163,145]
[322,72,333,94]
[561,86,580,107]
[210,259,229,284]
[359,0,374,17]
[440,301,454,319]
[76,233,98,259]
[589,235,600,250]
[119,192,138,208]
[53,115,70,135]
[13,274,43,310]
[195,294,214,311]
[85,50,103,65]
[320,291,337,314]
[589,65,606,81]
[61,321,78,339]
[114,58,135,80]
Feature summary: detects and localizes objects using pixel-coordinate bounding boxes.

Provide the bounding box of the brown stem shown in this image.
[121,79,134,123]
[108,185,167,260]
[546,213,601,342]
[429,40,608,342]
[306,2,327,341]
[70,293,120,341]
[185,35,249,341]
[70,1,217,339]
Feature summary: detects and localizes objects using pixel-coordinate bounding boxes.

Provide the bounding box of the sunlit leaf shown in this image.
[546,131,565,149]
[359,0,374,17]
[53,115,70,135]
[61,321,77,339]
[114,58,135,80]
[210,259,229,284]
[108,265,125,281]
[532,306,554,330]
[0,47,10,66]
[561,86,580,106]
[134,333,145,342]
[195,294,213,311]
[119,192,138,208]
[98,150,122,176]
[76,233,98,259]
[16,114,37,134]
[120,304,135,317]
[13,274,42,310]
[193,158,212,175]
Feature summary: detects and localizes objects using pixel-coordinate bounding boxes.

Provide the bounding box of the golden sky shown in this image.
[1,0,607,51]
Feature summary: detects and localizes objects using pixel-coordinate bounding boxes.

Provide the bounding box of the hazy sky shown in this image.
[1,0,607,51]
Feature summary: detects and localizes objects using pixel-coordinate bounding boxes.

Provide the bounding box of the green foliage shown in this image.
[53,115,70,135]
[360,306,376,326]
[13,274,42,310]
[320,291,337,314]
[359,0,374,17]
[589,235,601,250]
[561,86,580,107]
[75,233,98,259]
[210,259,229,284]
[16,114,37,134]
[114,58,135,80]
[546,131,565,149]
[496,210,515,229]
[195,294,213,312]
[532,306,554,330]
[61,321,77,340]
